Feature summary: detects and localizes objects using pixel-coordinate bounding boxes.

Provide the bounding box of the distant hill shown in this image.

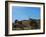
[12,18,40,30]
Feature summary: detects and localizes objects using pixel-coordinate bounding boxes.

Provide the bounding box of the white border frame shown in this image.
[8,3,44,34]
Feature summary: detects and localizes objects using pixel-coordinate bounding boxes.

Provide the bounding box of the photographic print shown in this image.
[5,1,45,36]
[12,6,40,30]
